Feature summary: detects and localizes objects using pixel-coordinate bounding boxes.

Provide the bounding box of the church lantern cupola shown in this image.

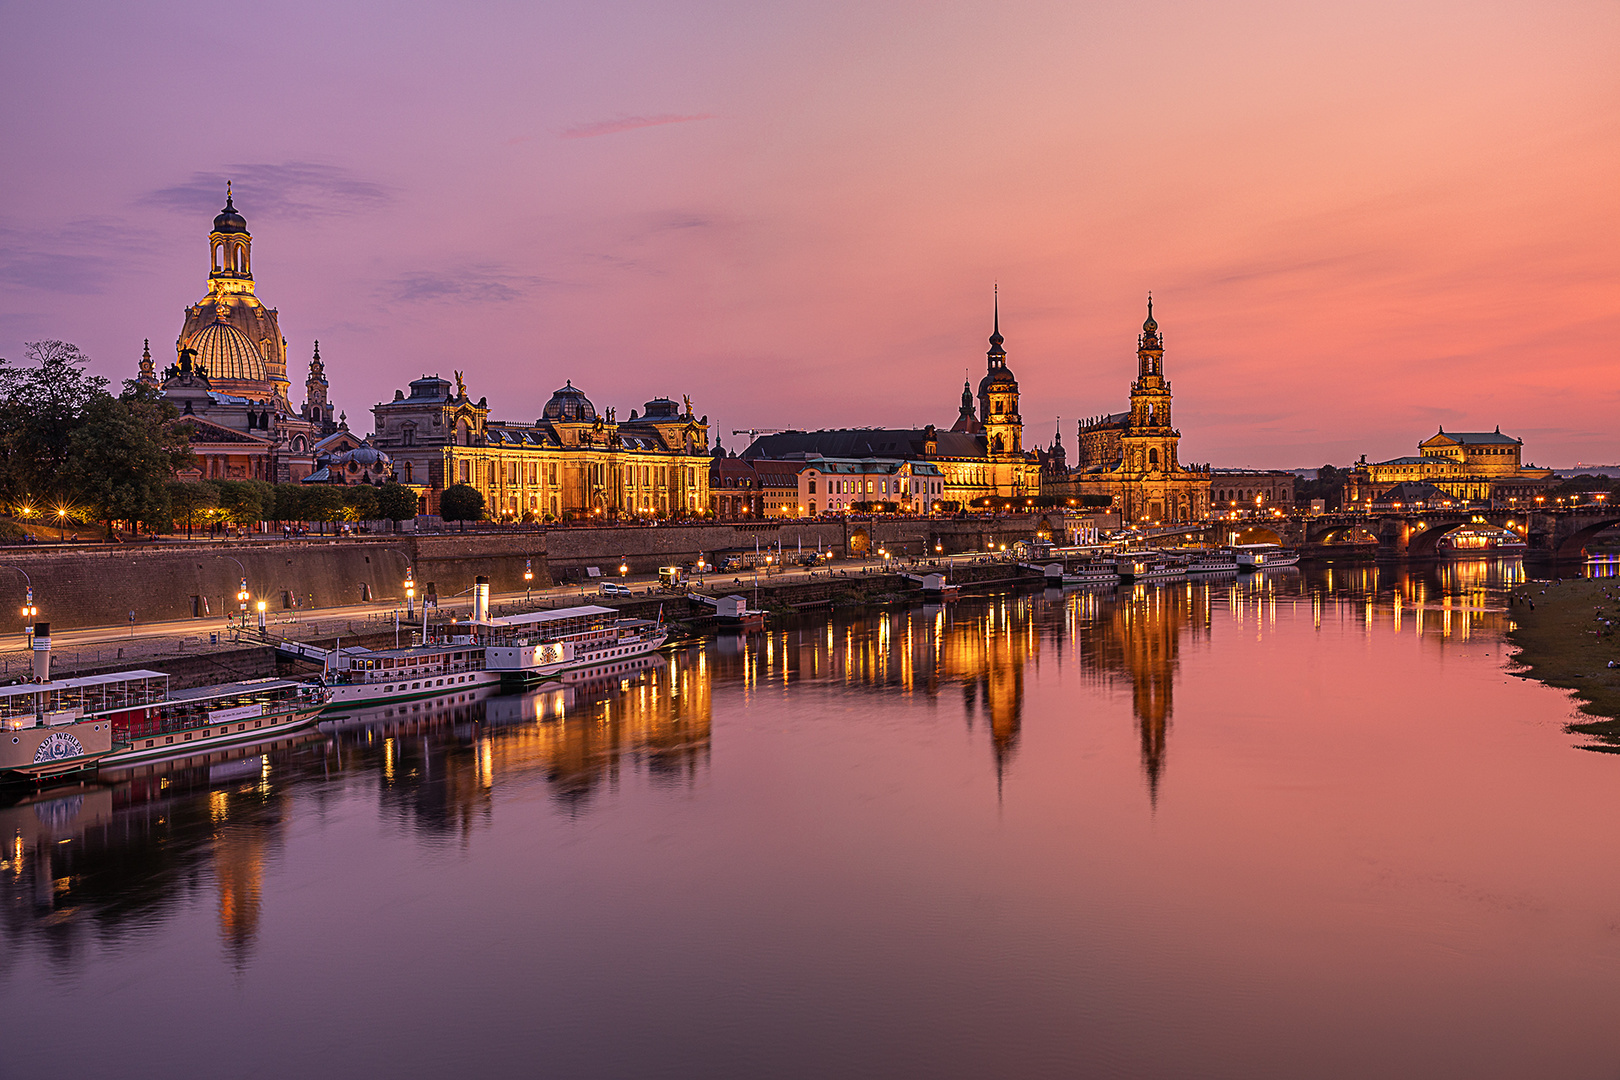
[210,182,253,286]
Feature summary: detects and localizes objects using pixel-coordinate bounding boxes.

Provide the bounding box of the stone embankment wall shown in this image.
[0,533,552,631]
[0,517,1055,631]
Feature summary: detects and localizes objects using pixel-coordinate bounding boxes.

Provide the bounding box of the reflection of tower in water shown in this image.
[944,601,1032,784]
[1082,585,1209,802]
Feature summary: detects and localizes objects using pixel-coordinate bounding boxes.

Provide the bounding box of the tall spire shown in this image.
[987,284,1005,363]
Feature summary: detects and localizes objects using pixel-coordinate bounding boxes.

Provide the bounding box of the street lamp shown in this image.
[523,558,533,601]
[237,578,250,627]
[405,567,416,617]
[257,599,267,635]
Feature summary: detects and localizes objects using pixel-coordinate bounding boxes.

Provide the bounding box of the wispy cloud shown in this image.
[560,113,713,140]
[386,264,557,304]
[0,217,155,293]
[140,163,391,219]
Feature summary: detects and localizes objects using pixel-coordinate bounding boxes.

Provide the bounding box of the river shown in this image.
[4,560,1619,1079]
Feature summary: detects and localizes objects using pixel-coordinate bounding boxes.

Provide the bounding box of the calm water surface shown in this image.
[6,560,1620,1080]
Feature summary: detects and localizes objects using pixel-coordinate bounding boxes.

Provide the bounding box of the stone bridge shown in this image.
[1149,507,1619,560]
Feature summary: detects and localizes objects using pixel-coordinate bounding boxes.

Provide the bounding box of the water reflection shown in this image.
[0,560,1528,973]
[0,654,704,968]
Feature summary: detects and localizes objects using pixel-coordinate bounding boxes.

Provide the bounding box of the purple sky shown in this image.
[3,0,1617,468]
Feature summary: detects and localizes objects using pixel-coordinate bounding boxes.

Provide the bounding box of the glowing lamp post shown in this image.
[523,558,534,601]
[257,600,267,636]
[236,578,250,628]
[405,568,416,618]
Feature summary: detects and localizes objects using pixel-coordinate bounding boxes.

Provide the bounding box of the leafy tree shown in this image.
[168,480,219,538]
[0,341,110,502]
[1295,465,1347,510]
[341,484,379,522]
[269,483,308,525]
[214,479,272,526]
[376,482,418,525]
[66,382,193,535]
[440,484,485,530]
[302,486,346,534]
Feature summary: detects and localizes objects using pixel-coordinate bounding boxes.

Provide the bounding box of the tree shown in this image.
[302,486,345,534]
[376,482,418,527]
[269,483,308,526]
[66,382,193,535]
[214,479,272,527]
[168,480,219,538]
[341,484,379,522]
[0,341,111,503]
[440,484,485,530]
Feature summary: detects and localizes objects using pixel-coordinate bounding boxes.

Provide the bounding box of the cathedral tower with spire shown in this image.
[1059,297,1210,522]
[977,289,1023,459]
[1119,297,1180,475]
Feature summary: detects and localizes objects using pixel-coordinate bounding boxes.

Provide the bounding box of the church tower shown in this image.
[1120,296,1179,474]
[977,289,1022,459]
[304,341,336,434]
[137,339,157,387]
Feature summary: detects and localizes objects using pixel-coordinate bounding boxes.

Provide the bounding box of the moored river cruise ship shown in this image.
[0,666,327,781]
[321,603,669,708]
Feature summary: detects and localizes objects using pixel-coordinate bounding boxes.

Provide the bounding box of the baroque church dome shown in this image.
[188,318,268,385]
[542,380,596,422]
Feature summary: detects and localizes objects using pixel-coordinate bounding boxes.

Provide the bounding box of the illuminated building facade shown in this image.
[1344,428,1556,506]
[371,376,711,520]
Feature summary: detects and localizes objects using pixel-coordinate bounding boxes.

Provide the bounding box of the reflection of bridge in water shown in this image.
[1138,506,1619,559]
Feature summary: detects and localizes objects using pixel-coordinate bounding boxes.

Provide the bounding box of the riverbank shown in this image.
[1506,576,1620,744]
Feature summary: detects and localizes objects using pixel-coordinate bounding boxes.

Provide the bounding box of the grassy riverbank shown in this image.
[1506,576,1620,744]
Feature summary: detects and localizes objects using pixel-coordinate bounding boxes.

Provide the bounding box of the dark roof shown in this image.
[742,428,985,461]
[1373,482,1451,504]
[1425,428,1520,446]
[180,417,269,445]
[213,192,247,234]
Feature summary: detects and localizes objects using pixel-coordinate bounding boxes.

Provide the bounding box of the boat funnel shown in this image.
[473,576,490,623]
[32,622,50,683]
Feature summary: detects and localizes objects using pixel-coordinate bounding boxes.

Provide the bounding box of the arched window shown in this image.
[403,462,413,483]
[1148,448,1159,467]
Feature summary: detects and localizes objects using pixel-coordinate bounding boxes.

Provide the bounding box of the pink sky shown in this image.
[2,0,1616,468]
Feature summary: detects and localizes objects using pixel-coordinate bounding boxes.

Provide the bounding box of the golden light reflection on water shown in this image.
[0,559,1528,977]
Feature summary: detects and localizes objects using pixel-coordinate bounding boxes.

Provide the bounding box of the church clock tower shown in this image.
[1120,296,1179,474]
[977,289,1022,460]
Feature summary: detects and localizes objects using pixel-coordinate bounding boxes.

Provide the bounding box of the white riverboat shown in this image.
[0,664,326,781]
[1118,553,1188,583]
[480,605,669,687]
[322,642,502,709]
[322,587,669,708]
[1235,544,1301,571]
[1183,548,1239,575]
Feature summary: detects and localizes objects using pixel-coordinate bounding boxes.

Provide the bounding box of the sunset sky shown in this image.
[2,0,1616,468]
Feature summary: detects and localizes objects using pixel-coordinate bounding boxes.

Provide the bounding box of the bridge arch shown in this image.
[1556,518,1620,559]
[1312,525,1378,546]
[1233,526,1282,546]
